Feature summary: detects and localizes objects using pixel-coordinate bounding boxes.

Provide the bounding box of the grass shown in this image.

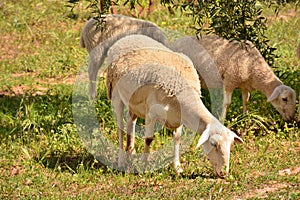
[0,0,300,199]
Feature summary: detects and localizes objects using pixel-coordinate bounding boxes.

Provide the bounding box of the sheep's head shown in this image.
[80,18,105,53]
[196,124,243,178]
[267,85,296,122]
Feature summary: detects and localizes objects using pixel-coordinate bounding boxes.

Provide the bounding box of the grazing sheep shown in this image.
[171,35,296,122]
[106,35,243,177]
[80,14,167,99]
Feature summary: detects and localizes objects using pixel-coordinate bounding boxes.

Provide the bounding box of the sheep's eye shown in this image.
[282,97,288,102]
[210,140,217,147]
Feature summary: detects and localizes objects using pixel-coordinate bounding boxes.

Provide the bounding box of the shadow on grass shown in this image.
[0,88,74,140]
[35,151,109,173]
[0,89,116,173]
[180,172,216,180]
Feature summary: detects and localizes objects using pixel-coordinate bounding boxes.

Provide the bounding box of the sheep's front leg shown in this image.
[88,61,97,99]
[126,111,137,155]
[141,115,155,164]
[173,126,183,174]
[242,89,250,114]
[88,51,106,99]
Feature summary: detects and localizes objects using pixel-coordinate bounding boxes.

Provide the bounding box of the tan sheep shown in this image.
[106,35,243,177]
[171,35,296,122]
[80,14,167,98]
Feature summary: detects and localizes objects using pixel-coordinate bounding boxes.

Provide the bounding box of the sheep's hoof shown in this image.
[174,164,183,175]
[118,157,125,169]
[127,148,136,155]
[141,153,149,163]
[118,150,126,168]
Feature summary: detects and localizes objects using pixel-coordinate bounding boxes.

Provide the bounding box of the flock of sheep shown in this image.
[80,14,298,178]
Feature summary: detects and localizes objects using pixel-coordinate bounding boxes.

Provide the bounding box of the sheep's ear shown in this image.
[196,128,210,149]
[267,87,280,102]
[230,131,244,143]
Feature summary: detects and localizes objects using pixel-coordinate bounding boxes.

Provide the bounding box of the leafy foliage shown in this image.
[172,0,278,65]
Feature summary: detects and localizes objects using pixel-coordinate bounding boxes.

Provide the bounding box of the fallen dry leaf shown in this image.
[10,166,19,176]
[278,167,300,176]
[25,178,32,185]
[279,169,292,176]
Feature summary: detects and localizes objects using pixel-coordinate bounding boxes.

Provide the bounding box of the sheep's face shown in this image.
[267,85,296,122]
[197,126,243,178]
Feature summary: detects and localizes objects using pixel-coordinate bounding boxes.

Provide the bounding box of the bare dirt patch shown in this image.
[278,166,300,176]
[0,72,77,96]
[267,8,300,24]
[234,181,299,199]
[236,164,300,199]
[0,34,21,62]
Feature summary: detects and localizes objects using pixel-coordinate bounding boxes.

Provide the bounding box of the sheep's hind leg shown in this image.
[242,89,250,114]
[126,111,137,155]
[173,126,183,174]
[141,114,155,165]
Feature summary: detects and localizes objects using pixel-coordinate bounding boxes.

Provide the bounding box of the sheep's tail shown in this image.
[107,81,113,100]
[80,32,85,48]
[106,65,114,100]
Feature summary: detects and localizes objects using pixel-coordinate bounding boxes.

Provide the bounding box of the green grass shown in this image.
[0,0,300,199]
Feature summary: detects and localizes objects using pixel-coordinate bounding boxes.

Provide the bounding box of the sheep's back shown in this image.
[198,35,274,89]
[171,36,223,89]
[107,34,170,65]
[81,14,167,53]
[104,14,166,44]
[106,48,201,99]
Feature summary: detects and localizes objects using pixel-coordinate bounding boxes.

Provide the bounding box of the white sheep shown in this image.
[171,35,296,122]
[79,14,167,99]
[106,35,243,177]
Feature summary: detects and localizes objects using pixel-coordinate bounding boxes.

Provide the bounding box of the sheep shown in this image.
[106,35,243,177]
[79,14,167,99]
[171,35,296,122]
